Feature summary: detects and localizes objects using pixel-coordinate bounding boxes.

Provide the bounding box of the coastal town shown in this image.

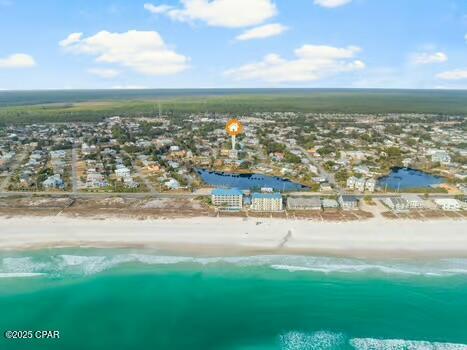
[0,112,465,219]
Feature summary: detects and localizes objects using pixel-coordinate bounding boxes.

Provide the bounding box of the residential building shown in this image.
[251,192,283,212]
[339,195,359,210]
[431,150,451,165]
[211,188,243,210]
[433,198,462,211]
[322,198,339,209]
[42,174,64,190]
[164,178,180,190]
[382,197,409,211]
[287,197,321,211]
[115,166,131,178]
[320,183,333,192]
[355,178,366,192]
[401,194,425,209]
[346,176,357,189]
[365,178,376,192]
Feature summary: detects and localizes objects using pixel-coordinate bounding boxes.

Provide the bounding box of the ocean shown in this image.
[1,249,467,350]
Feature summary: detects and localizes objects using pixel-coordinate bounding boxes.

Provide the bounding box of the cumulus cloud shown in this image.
[436,69,467,80]
[314,0,352,8]
[236,23,287,41]
[88,68,120,79]
[411,52,448,64]
[59,33,83,47]
[144,0,277,28]
[0,53,36,69]
[144,3,173,14]
[60,30,189,76]
[225,44,365,83]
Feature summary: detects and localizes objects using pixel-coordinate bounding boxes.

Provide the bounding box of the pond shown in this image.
[195,168,308,192]
[377,167,445,190]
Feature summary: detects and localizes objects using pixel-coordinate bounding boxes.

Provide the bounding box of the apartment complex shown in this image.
[211,188,243,210]
[251,192,283,212]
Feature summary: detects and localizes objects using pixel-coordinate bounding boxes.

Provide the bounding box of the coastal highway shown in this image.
[0,191,200,199]
[0,190,461,200]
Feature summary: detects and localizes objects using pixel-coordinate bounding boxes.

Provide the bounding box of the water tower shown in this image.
[225,119,244,159]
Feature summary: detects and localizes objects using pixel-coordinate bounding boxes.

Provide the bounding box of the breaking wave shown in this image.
[0,272,45,278]
[279,331,467,350]
[1,253,467,278]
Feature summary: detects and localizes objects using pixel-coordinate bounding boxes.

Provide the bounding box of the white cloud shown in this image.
[144,0,277,28]
[436,69,467,80]
[59,33,83,47]
[314,0,352,8]
[0,53,36,69]
[225,44,365,83]
[60,30,189,76]
[144,3,173,14]
[411,52,448,64]
[236,23,287,41]
[88,68,120,79]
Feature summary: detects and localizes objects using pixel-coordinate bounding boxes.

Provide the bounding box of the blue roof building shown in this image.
[212,188,243,197]
[251,192,283,212]
[211,188,243,211]
[251,192,282,200]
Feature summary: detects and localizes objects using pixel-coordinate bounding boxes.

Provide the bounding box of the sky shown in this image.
[0,0,466,90]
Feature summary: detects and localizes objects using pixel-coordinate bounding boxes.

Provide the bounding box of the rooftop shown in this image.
[252,192,282,200]
[211,188,243,196]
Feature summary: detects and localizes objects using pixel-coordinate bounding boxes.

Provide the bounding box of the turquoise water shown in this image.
[1,250,467,350]
[378,168,445,190]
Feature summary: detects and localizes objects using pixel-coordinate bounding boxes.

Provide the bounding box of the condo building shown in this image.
[211,188,243,210]
[251,192,283,212]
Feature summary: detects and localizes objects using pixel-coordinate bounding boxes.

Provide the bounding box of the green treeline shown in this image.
[1,90,467,124]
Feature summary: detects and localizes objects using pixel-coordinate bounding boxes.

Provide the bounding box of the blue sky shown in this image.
[0,0,466,90]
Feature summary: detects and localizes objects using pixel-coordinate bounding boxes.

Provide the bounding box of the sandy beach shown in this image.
[0,216,466,258]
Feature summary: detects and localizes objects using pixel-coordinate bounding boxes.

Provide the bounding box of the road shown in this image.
[0,191,198,199]
[71,147,78,194]
[293,145,341,192]
[0,190,460,200]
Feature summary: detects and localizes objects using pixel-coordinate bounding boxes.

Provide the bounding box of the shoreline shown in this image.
[1,216,466,258]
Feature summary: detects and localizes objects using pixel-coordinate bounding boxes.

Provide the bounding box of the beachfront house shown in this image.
[382,197,409,211]
[339,195,359,210]
[401,194,425,209]
[250,192,283,212]
[322,198,339,209]
[287,197,321,211]
[433,198,462,211]
[211,188,243,211]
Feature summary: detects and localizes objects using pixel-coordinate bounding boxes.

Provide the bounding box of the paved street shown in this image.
[71,147,78,194]
[293,145,341,193]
